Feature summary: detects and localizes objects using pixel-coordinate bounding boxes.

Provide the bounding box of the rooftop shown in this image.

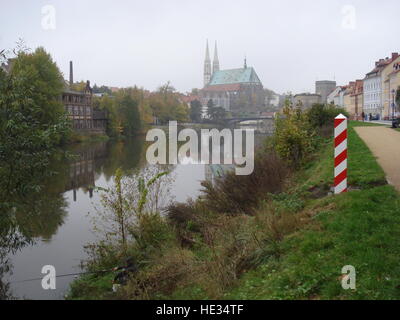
[207,67,262,86]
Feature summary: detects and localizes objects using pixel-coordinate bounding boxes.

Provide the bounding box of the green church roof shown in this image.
[208,67,262,86]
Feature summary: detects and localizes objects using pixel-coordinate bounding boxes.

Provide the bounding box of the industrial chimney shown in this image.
[69,61,73,87]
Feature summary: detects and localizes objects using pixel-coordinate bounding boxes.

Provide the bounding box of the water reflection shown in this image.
[0,138,147,300]
[0,124,269,300]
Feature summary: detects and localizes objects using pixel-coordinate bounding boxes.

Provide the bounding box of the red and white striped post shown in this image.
[334,114,348,194]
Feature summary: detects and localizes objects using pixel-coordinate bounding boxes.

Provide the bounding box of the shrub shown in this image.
[119,247,199,299]
[272,104,315,167]
[199,151,289,215]
[129,212,177,259]
[307,103,349,129]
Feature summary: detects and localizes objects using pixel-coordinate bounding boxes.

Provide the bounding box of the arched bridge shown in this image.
[222,116,274,125]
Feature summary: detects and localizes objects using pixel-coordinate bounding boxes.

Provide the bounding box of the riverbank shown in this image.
[67,131,110,144]
[226,121,400,300]
[67,119,400,300]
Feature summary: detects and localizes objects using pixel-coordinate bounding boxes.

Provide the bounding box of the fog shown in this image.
[1,0,399,94]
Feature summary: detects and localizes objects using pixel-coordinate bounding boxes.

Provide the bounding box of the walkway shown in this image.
[354,126,400,191]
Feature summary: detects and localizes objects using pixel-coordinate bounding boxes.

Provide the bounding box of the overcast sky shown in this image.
[1,0,399,94]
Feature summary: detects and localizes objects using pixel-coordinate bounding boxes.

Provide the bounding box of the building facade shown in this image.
[292,93,321,109]
[387,60,400,118]
[382,53,400,119]
[363,69,382,118]
[331,86,347,108]
[344,80,363,120]
[200,42,265,116]
[327,86,342,105]
[363,53,399,120]
[63,62,107,133]
[316,80,337,103]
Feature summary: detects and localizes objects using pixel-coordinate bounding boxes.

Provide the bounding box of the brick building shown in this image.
[62,62,107,133]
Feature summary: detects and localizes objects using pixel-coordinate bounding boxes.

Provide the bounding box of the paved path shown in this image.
[367,120,392,125]
[354,126,400,191]
[365,120,392,126]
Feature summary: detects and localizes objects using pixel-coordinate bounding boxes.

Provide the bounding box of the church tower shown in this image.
[204,40,211,87]
[213,41,220,74]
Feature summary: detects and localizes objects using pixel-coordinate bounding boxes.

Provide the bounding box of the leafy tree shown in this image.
[212,107,227,120]
[115,89,142,136]
[70,81,87,92]
[190,99,202,122]
[307,103,349,128]
[11,47,66,127]
[92,84,112,95]
[272,101,315,167]
[93,94,119,137]
[206,99,214,118]
[148,82,189,124]
[0,46,70,203]
[206,99,226,121]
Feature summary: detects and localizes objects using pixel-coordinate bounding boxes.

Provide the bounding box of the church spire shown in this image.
[205,39,210,61]
[244,55,247,69]
[204,40,211,87]
[213,41,220,74]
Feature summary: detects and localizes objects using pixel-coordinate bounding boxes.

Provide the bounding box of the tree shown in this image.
[115,89,142,136]
[70,81,87,92]
[148,82,189,124]
[212,107,227,120]
[11,47,66,127]
[93,94,119,137]
[307,103,349,128]
[206,99,214,119]
[92,84,112,95]
[0,46,70,203]
[396,87,400,110]
[206,99,226,121]
[272,102,315,167]
[190,99,202,122]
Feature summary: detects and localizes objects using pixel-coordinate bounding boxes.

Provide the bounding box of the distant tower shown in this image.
[204,40,211,87]
[69,61,74,87]
[244,56,247,69]
[213,41,220,74]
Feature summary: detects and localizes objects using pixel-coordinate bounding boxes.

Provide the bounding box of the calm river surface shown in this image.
[1,124,270,300]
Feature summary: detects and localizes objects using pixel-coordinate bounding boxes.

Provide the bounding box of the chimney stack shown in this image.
[392,52,399,60]
[69,61,73,87]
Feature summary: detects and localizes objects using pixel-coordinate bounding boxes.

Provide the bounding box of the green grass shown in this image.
[67,121,400,300]
[347,122,387,187]
[67,273,116,300]
[297,121,386,194]
[225,122,400,300]
[68,132,110,144]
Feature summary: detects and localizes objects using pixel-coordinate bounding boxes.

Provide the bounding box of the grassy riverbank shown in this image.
[226,121,400,300]
[68,118,400,300]
[67,131,110,144]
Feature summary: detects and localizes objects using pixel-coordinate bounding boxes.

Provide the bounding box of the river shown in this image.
[0,123,271,300]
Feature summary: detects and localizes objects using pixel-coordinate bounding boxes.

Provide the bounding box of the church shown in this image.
[200,41,265,116]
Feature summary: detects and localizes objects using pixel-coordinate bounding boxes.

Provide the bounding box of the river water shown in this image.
[1,123,271,300]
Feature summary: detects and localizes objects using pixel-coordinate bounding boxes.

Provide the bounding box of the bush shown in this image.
[272,104,315,167]
[200,151,289,215]
[129,212,177,259]
[307,104,349,129]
